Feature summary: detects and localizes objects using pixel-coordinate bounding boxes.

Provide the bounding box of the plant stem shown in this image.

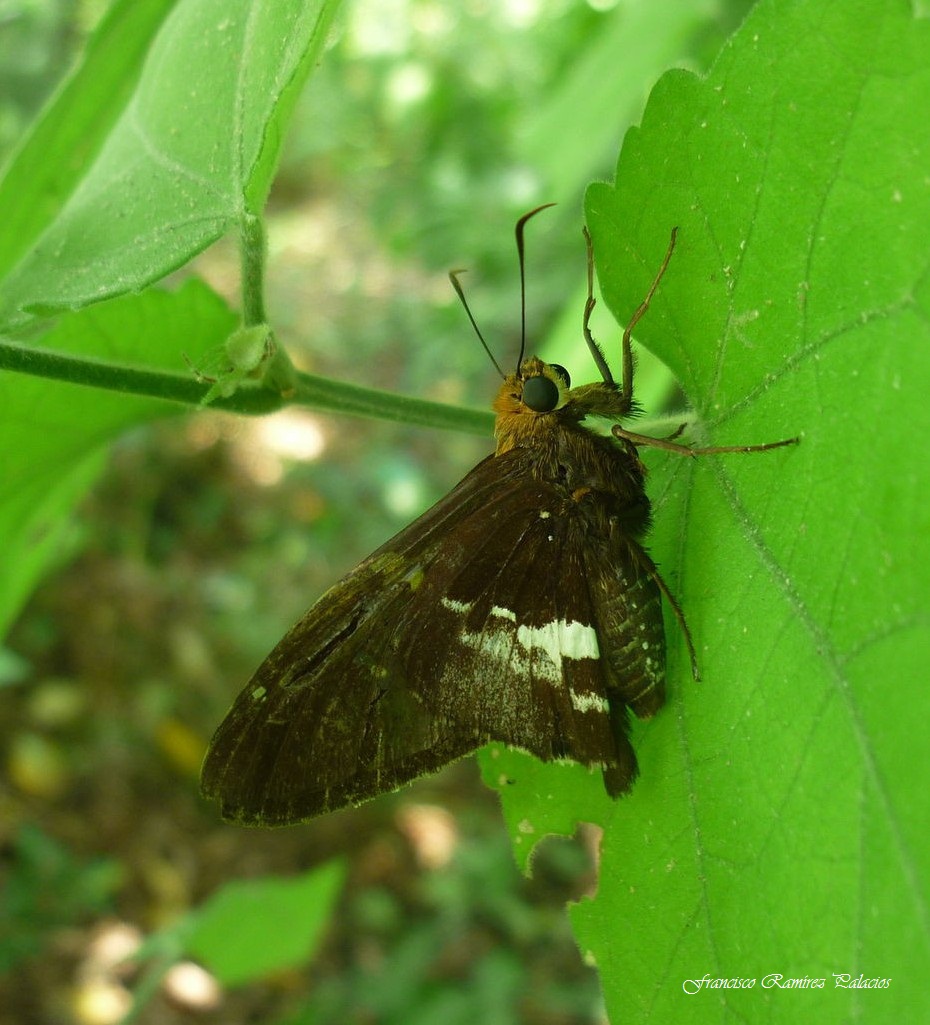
[0,338,495,436]
[293,373,493,435]
[239,210,299,394]
[240,211,267,327]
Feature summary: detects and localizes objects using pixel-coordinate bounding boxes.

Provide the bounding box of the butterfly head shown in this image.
[492,356,576,451]
[494,356,570,413]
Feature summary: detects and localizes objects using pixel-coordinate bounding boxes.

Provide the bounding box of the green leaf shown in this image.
[184,862,346,986]
[0,0,342,636]
[0,0,340,326]
[478,745,612,874]
[0,0,177,281]
[0,281,237,637]
[493,0,930,1021]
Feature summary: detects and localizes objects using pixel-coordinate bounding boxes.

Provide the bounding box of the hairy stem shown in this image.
[0,338,495,436]
[240,211,267,328]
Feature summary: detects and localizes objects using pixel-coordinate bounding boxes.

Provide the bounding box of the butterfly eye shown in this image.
[549,363,571,389]
[522,374,560,412]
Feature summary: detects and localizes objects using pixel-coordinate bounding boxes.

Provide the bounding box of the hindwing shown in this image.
[201,447,666,824]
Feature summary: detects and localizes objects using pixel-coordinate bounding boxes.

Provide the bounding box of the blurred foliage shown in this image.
[0,824,121,973]
[0,0,80,156]
[0,0,761,1023]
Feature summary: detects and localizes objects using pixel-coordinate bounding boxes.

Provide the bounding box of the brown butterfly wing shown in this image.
[201,448,665,824]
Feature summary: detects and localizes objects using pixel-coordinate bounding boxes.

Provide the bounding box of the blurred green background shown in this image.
[0,1,758,1022]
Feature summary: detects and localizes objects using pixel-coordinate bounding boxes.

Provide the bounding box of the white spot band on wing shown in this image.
[516,619,599,662]
[490,605,516,622]
[570,690,610,714]
[441,599,600,684]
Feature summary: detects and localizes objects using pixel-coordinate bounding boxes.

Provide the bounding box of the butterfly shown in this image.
[201,206,797,824]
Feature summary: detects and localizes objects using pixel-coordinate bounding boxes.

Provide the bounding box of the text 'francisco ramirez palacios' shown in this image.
[682,973,892,995]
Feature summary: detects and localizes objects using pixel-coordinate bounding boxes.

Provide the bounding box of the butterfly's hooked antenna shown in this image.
[449,269,506,379]
[514,203,557,371]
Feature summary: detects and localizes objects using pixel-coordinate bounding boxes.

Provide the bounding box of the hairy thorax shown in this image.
[492,356,651,538]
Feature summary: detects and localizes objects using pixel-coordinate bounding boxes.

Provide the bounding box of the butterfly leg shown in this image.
[581,227,615,387]
[612,425,799,456]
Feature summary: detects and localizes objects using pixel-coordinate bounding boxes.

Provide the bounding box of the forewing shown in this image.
[201,448,665,824]
[202,452,509,824]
